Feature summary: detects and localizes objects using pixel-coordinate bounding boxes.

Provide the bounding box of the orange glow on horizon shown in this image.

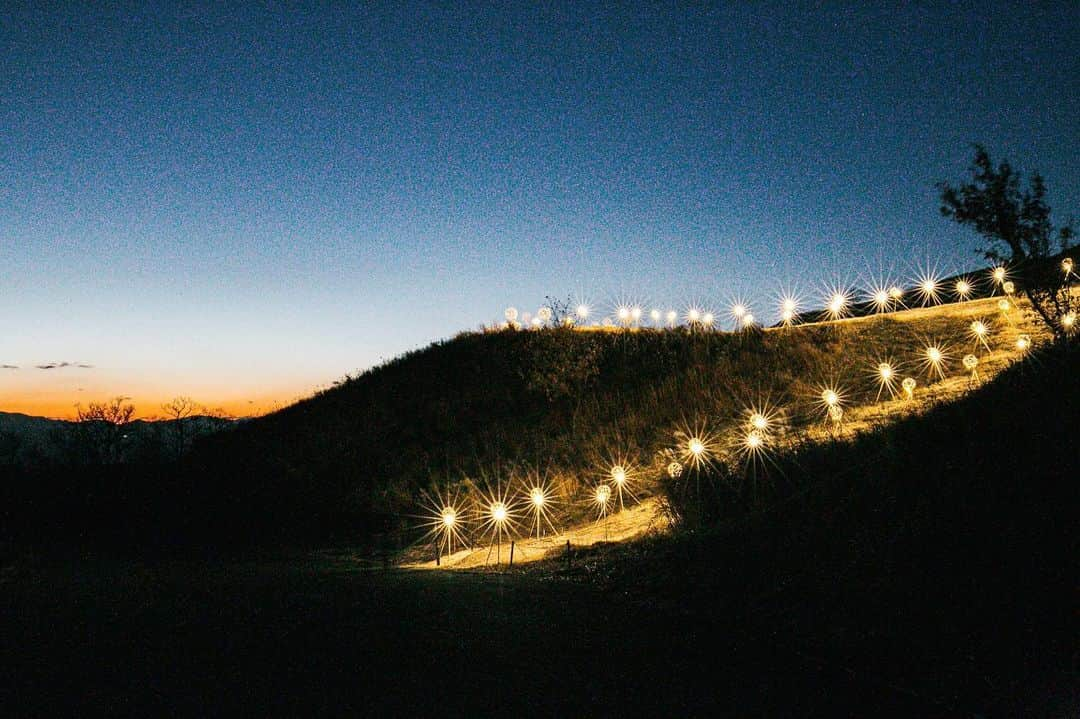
[0,371,318,420]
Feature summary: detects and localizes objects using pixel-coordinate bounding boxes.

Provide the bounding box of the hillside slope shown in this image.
[579,337,1079,714]
[189,295,1045,545]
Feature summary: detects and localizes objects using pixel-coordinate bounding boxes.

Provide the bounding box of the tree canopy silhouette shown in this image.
[938,145,1076,338]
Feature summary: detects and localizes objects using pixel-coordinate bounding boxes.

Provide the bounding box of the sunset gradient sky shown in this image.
[2,3,1078,418]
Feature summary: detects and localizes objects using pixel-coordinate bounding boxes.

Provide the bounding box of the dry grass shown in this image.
[409,294,1050,569]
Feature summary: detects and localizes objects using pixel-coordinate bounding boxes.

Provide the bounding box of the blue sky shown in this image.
[2,2,1078,415]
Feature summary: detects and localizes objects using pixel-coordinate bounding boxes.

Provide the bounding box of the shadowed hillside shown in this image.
[184,295,1044,547]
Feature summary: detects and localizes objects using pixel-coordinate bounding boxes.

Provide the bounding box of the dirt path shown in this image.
[407,495,668,569]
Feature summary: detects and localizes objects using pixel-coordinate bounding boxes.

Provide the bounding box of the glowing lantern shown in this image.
[744,430,764,451]
[902,377,916,398]
[441,507,457,528]
[666,461,683,479]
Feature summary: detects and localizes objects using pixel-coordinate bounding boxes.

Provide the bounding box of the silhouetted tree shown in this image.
[544,295,574,326]
[938,145,1076,338]
[75,397,136,464]
[161,396,201,461]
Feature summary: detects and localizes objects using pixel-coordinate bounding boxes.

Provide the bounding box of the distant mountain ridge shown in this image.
[0,411,237,464]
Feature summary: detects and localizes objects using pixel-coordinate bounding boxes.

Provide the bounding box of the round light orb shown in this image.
[742,313,755,327]
[595,484,611,504]
[649,309,661,322]
[530,317,542,328]
[505,307,518,321]
[955,280,971,298]
[878,362,894,380]
[827,405,844,422]
[781,309,795,323]
[1063,312,1076,330]
[537,307,553,322]
[901,377,917,394]
[491,502,507,522]
[745,430,764,450]
[829,294,846,314]
[782,298,797,313]
[1063,257,1074,274]
[666,461,683,479]
[610,465,627,485]
[992,266,1006,283]
[962,354,978,370]
[529,488,545,507]
[665,310,678,325]
[749,413,768,431]
[889,286,904,299]
[1016,334,1031,352]
[970,320,987,336]
[576,304,590,320]
[821,389,839,407]
[731,304,746,319]
[873,290,889,307]
[617,306,631,322]
[441,508,457,527]
[926,346,943,364]
[701,312,715,327]
[630,306,643,322]
[688,438,705,456]
[920,279,937,295]
[997,299,1011,312]
[1002,281,1015,295]
[687,308,701,323]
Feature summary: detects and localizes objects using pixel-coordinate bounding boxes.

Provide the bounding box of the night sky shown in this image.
[2,2,1078,417]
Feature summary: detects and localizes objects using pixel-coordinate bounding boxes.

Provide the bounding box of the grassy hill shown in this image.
[186,294,1044,547]
[1,327,1074,715]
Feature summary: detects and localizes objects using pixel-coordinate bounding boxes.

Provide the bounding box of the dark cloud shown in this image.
[1,364,17,369]
[34,362,94,370]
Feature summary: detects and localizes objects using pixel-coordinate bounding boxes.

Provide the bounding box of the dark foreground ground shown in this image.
[0,546,1074,718]
[2,348,1077,716]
